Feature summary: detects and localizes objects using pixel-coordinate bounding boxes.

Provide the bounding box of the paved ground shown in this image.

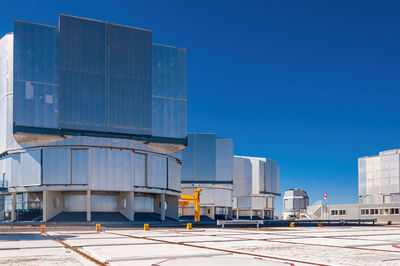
[1,225,400,265]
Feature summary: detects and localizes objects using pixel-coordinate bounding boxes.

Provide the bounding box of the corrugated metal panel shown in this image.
[64,193,86,211]
[89,148,133,191]
[134,194,154,212]
[147,155,167,188]
[233,157,252,197]
[13,21,59,129]
[59,15,107,131]
[182,133,216,182]
[109,23,152,135]
[10,151,41,187]
[152,44,186,139]
[92,193,118,212]
[20,150,41,186]
[259,160,265,193]
[168,158,181,191]
[43,149,71,185]
[216,138,233,182]
[134,153,146,187]
[71,149,88,184]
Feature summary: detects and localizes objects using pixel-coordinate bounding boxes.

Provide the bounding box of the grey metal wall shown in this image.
[181,133,216,182]
[216,138,234,182]
[1,15,186,194]
[152,44,186,139]
[4,136,182,192]
[233,157,253,197]
[59,15,152,134]
[13,21,59,130]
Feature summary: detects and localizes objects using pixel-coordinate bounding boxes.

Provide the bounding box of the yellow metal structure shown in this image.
[144,224,149,230]
[40,224,46,233]
[179,189,202,222]
[290,222,295,227]
[186,223,192,230]
[96,224,101,232]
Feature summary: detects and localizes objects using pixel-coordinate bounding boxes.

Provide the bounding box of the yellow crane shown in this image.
[179,189,201,222]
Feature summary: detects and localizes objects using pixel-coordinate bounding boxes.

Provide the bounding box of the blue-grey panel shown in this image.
[109,24,152,135]
[59,15,107,130]
[71,149,88,185]
[152,44,187,139]
[42,149,71,185]
[152,97,186,138]
[14,81,58,128]
[14,21,58,84]
[13,21,59,129]
[181,133,216,182]
[152,44,186,99]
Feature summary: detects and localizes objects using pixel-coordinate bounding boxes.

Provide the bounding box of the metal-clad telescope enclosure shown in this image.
[0,14,187,222]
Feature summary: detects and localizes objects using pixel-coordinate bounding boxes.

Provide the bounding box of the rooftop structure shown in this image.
[233,156,280,219]
[282,188,309,219]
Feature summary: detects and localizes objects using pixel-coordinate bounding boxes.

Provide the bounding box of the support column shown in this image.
[130,191,135,221]
[250,209,253,220]
[160,193,165,221]
[11,192,16,222]
[42,191,48,222]
[87,190,91,222]
[236,209,239,219]
[211,206,215,220]
[224,207,228,220]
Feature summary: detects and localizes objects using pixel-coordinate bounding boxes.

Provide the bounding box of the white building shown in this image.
[282,188,309,219]
[307,149,400,223]
[359,149,400,204]
[233,156,280,219]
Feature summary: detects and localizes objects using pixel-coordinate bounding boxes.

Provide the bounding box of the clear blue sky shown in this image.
[2,0,400,215]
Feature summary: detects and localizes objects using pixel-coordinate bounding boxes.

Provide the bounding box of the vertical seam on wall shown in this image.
[106,22,110,130]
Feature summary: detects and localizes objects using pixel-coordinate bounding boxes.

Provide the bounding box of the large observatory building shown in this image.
[0,14,187,222]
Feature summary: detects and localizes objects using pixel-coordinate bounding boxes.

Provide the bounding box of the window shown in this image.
[361,209,366,215]
[391,208,395,215]
[331,210,335,215]
[342,210,346,215]
[396,209,399,215]
[370,209,375,215]
[375,209,378,215]
[339,210,343,215]
[385,209,389,215]
[366,209,369,215]
[380,209,384,215]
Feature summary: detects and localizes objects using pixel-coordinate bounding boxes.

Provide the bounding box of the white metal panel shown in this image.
[134,194,154,212]
[92,194,118,212]
[89,148,132,191]
[20,150,41,186]
[64,193,86,212]
[233,157,252,197]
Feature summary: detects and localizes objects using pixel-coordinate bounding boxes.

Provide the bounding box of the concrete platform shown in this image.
[1,226,400,265]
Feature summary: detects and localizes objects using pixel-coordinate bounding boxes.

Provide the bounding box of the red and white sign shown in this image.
[324,192,327,202]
